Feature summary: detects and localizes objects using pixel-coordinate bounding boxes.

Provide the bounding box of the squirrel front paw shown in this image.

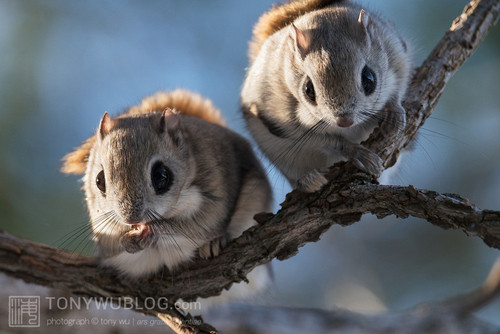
[351,146,383,177]
[295,169,328,193]
[120,225,158,254]
[199,235,229,259]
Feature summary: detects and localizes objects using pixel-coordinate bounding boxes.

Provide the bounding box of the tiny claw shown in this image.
[199,235,230,259]
[381,102,406,137]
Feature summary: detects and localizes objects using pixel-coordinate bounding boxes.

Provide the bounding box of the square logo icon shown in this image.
[8,296,40,328]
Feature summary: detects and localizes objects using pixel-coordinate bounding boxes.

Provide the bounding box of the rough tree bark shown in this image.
[0,0,499,333]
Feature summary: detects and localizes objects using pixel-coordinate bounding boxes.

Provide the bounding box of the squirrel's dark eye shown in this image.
[151,162,173,195]
[96,170,106,194]
[304,78,316,104]
[361,65,376,96]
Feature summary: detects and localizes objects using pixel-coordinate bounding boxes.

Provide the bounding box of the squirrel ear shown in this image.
[291,23,311,56]
[99,112,112,139]
[158,108,176,134]
[159,109,184,147]
[248,104,259,117]
[358,9,369,30]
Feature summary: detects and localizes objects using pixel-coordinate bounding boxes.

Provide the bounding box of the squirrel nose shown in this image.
[336,117,353,128]
[121,210,145,226]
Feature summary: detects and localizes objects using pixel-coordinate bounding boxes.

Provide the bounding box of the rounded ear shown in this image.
[158,110,185,148]
[290,23,312,57]
[99,112,112,140]
[249,104,259,117]
[158,108,176,134]
[358,9,369,31]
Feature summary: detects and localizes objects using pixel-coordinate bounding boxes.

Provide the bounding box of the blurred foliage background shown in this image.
[0,0,499,326]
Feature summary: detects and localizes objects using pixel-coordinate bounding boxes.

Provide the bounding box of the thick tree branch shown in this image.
[1,174,499,303]
[0,232,216,333]
[0,0,499,332]
[1,231,499,333]
[328,179,500,248]
[1,260,498,334]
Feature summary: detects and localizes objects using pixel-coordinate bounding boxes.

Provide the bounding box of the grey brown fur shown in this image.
[241,0,411,192]
[74,92,273,285]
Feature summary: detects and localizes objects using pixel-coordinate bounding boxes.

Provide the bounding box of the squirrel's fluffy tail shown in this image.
[124,89,226,127]
[249,0,341,62]
[61,90,226,174]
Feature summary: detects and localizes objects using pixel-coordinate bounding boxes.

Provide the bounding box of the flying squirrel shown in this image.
[241,0,411,192]
[62,90,273,301]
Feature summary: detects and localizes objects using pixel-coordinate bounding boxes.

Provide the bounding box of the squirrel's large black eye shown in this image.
[96,170,106,194]
[304,78,316,104]
[151,162,173,195]
[361,65,376,96]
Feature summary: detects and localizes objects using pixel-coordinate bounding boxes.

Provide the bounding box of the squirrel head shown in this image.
[284,6,409,135]
[84,110,198,255]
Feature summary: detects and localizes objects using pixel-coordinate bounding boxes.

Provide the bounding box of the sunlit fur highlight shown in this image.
[61,89,225,175]
[249,0,341,62]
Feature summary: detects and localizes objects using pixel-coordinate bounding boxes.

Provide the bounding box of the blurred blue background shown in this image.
[1,0,499,326]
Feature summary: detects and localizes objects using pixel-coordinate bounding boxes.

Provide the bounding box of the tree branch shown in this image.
[1,174,499,303]
[0,0,499,332]
[445,258,500,315]
[366,0,500,167]
[204,260,500,333]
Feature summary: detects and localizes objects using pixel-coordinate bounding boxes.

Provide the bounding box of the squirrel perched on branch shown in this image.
[241,0,411,192]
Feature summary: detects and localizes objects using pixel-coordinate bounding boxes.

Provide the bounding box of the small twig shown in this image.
[443,257,500,315]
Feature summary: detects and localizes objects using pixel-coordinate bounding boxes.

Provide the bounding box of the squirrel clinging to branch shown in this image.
[241,0,411,192]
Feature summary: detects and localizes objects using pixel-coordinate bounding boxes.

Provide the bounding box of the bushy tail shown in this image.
[61,90,226,174]
[124,89,226,127]
[249,0,342,62]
